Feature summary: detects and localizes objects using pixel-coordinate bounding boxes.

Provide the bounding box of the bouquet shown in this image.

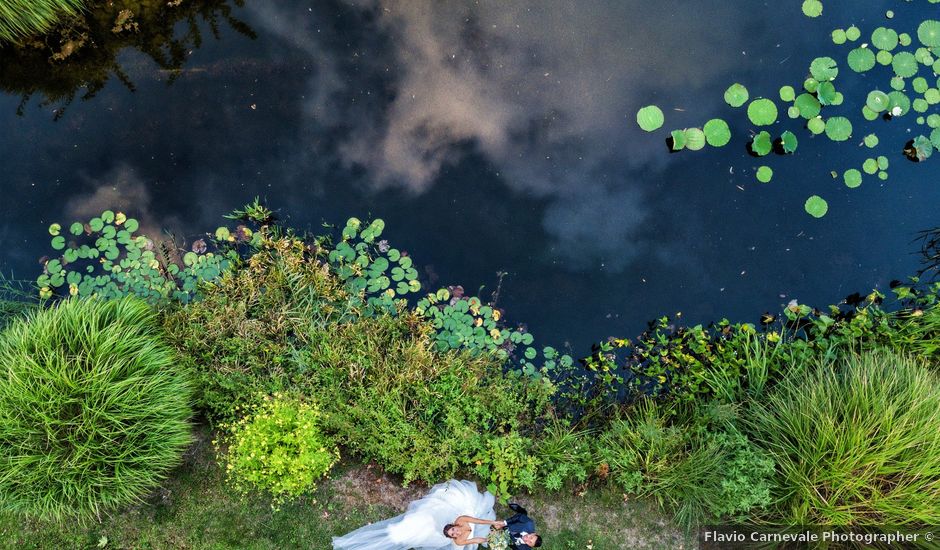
[486,528,510,550]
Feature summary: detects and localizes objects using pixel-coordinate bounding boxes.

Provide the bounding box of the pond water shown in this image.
[1,0,937,355]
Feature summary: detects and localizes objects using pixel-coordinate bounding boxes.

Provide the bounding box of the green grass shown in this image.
[0,426,688,549]
[0,0,87,43]
[0,298,193,522]
[747,351,940,525]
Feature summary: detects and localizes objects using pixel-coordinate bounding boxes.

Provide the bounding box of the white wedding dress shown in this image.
[332,479,496,550]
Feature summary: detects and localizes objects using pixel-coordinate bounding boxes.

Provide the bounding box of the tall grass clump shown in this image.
[748,352,940,525]
[0,297,193,521]
[0,0,87,44]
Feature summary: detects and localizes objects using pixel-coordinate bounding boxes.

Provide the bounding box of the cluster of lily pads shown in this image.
[636,5,940,219]
[39,211,231,302]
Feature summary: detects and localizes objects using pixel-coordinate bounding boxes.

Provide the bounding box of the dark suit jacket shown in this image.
[506,512,536,550]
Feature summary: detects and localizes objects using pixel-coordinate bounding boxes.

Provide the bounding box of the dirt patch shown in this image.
[328,463,426,512]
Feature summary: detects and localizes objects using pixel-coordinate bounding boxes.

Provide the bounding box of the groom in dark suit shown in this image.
[495,502,542,549]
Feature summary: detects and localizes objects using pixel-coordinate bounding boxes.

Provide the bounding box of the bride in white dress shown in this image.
[332,479,500,550]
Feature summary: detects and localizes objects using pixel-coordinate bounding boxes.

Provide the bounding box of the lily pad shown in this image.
[891,76,906,91]
[747,98,778,126]
[810,57,839,82]
[795,93,821,118]
[863,133,879,148]
[703,118,732,147]
[807,117,826,134]
[804,78,819,93]
[801,0,823,17]
[877,50,893,65]
[877,155,889,170]
[913,97,929,112]
[845,26,861,41]
[684,128,706,151]
[780,130,798,153]
[847,47,876,73]
[824,116,853,141]
[900,32,912,47]
[756,166,773,183]
[887,91,911,115]
[817,81,838,105]
[930,127,940,148]
[804,195,829,218]
[670,129,687,150]
[907,135,934,161]
[892,51,918,78]
[844,169,862,188]
[872,27,899,51]
[913,77,929,93]
[863,158,879,174]
[636,105,665,132]
[724,83,749,108]
[918,20,940,48]
[925,88,940,104]
[751,131,773,156]
[866,90,890,112]
[779,85,796,102]
[832,29,847,45]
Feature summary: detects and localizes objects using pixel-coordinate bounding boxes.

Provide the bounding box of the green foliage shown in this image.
[472,432,539,501]
[747,352,940,525]
[164,232,352,422]
[0,0,86,43]
[216,394,338,508]
[0,297,193,521]
[596,400,773,526]
[38,210,231,303]
[532,419,595,492]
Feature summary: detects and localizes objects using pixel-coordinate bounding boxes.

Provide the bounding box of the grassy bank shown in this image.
[0,426,689,550]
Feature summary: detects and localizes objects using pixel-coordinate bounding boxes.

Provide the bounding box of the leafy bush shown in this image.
[472,432,539,501]
[301,312,545,488]
[0,298,193,521]
[597,400,773,525]
[0,0,86,43]
[748,351,940,525]
[164,233,352,421]
[216,393,338,507]
[533,419,595,491]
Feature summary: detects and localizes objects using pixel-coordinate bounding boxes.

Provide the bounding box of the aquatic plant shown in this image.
[804,195,828,218]
[0,0,86,44]
[37,209,231,302]
[636,105,664,132]
[756,166,773,183]
[0,297,193,521]
[801,0,822,18]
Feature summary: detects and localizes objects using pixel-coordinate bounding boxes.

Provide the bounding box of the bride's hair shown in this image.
[442,524,457,538]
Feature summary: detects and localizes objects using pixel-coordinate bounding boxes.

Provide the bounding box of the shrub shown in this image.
[0,297,193,521]
[0,0,86,43]
[216,393,338,507]
[748,352,940,525]
[533,419,595,491]
[164,234,352,421]
[472,432,539,501]
[597,400,773,525]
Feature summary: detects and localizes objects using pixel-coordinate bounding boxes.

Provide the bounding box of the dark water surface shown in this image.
[1,0,937,354]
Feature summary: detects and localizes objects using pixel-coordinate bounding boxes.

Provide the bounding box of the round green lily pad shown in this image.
[804,195,829,218]
[877,155,889,170]
[928,114,940,128]
[872,27,899,51]
[787,105,801,118]
[794,93,821,119]
[877,50,893,65]
[810,57,839,82]
[724,83,749,108]
[913,77,929,93]
[925,88,940,104]
[703,118,732,147]
[636,105,665,132]
[913,97,929,112]
[824,116,853,141]
[844,169,862,188]
[891,76,906,91]
[685,127,706,150]
[801,0,823,17]
[779,85,796,102]
[892,51,918,78]
[866,90,890,112]
[817,81,838,105]
[847,47,876,72]
[804,77,819,93]
[863,133,879,148]
[878,171,889,181]
[887,91,911,115]
[863,158,879,174]
[807,116,826,134]
[780,130,798,153]
[832,29,847,45]
[756,166,773,183]
[886,10,894,19]
[747,98,778,126]
[48,223,61,236]
[930,127,940,148]
[918,20,940,48]
[900,32,912,47]
[670,129,687,150]
[845,26,861,41]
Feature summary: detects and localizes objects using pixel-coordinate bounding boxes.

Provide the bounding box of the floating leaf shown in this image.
[48,223,61,236]
[787,105,801,119]
[913,77,929,94]
[900,32,912,47]
[831,29,846,45]
[670,129,687,150]
[756,166,773,183]
[887,91,911,115]
[804,77,819,93]
[794,93,821,118]
[804,195,829,218]
[866,90,890,112]
[801,0,823,18]
[892,51,918,78]
[878,171,889,181]
[930,127,940,149]
[863,158,879,174]
[906,135,934,161]
[779,85,795,102]
[747,98,778,126]
[914,98,929,112]
[807,117,826,134]
[824,116,853,141]
[877,155,889,170]
[863,134,879,148]
[816,81,837,105]
[751,131,773,156]
[890,76,906,91]
[780,130,799,153]
[703,118,731,147]
[926,88,940,104]
[684,128,706,151]
[844,169,862,188]
[51,236,65,250]
[877,50,893,65]
[845,25,861,41]
[917,20,940,48]
[636,105,665,132]
[724,83,749,108]
[872,27,899,51]
[847,47,876,72]
[810,57,839,82]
